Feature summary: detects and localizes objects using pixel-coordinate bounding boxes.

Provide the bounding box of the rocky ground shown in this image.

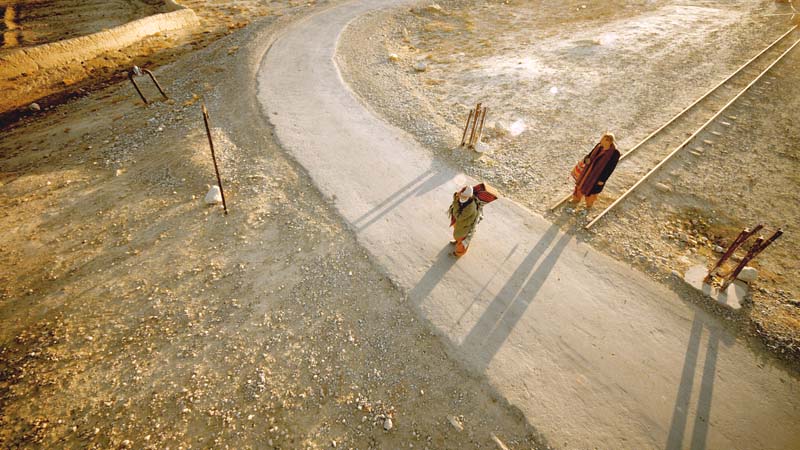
[336,0,800,362]
[0,2,547,449]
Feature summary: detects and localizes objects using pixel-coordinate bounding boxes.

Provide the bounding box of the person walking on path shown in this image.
[571,132,621,208]
[448,185,481,257]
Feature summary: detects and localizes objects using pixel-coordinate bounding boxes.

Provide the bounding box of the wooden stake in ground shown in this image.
[705,225,764,283]
[720,228,783,290]
[202,102,228,215]
[461,109,474,146]
[468,103,482,148]
[474,106,488,147]
[128,66,169,105]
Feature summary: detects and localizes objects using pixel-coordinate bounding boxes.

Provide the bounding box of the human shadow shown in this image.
[665,314,728,450]
[353,167,449,232]
[407,244,458,305]
[451,243,520,332]
[460,223,572,371]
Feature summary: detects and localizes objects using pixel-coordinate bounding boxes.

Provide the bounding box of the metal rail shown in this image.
[549,25,798,211]
[585,36,800,229]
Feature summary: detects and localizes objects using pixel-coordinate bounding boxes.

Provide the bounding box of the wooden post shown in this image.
[468,103,482,149]
[129,72,148,105]
[475,106,488,146]
[143,68,169,100]
[460,109,474,146]
[720,228,782,289]
[704,225,763,283]
[202,102,228,215]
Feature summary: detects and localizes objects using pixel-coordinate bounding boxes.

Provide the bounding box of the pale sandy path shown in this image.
[257,1,800,448]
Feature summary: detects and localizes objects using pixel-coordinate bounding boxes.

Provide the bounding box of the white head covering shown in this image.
[459,185,473,203]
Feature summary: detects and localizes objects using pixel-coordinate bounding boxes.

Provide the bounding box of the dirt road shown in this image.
[257,0,800,448]
[0,3,545,448]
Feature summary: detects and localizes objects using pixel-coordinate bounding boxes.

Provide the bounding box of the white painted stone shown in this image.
[737,266,758,283]
[684,265,747,310]
[204,185,222,204]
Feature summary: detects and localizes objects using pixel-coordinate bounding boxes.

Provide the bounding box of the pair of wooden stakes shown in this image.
[704,225,783,290]
[460,102,488,148]
[128,65,168,105]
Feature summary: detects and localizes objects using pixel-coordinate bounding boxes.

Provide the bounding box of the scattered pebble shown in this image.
[205,185,223,204]
[737,266,758,283]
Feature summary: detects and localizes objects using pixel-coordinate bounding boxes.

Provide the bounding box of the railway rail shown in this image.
[549,25,800,229]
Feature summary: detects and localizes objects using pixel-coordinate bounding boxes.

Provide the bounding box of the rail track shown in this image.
[550,25,800,229]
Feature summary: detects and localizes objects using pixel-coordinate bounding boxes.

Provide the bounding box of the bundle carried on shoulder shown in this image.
[473,182,500,204]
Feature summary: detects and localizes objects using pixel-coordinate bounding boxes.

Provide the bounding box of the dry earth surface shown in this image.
[0,0,302,119]
[0,0,167,51]
[336,0,800,361]
[0,2,547,449]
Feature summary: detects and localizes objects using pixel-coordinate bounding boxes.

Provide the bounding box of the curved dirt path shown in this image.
[257,1,800,448]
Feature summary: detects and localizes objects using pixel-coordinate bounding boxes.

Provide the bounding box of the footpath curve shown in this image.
[257,1,800,448]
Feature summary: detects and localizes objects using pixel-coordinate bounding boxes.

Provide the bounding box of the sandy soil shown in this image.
[0,0,167,52]
[336,0,800,361]
[0,0,284,120]
[0,2,546,449]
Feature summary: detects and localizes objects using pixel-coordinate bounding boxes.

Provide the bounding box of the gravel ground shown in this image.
[0,3,547,448]
[336,0,800,362]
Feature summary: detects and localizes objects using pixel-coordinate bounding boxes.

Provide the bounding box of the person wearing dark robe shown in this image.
[571,132,620,208]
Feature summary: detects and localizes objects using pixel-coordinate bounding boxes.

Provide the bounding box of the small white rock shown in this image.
[414,61,428,72]
[447,415,463,432]
[204,185,222,205]
[425,3,442,13]
[737,266,758,283]
[383,417,393,431]
[713,245,725,253]
[655,182,672,193]
[388,53,400,62]
[28,102,41,111]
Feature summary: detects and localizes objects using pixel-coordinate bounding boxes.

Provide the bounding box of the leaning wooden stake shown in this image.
[705,225,763,283]
[549,25,799,212]
[473,106,488,147]
[468,103,482,149]
[460,109,474,146]
[129,73,148,105]
[720,228,783,290]
[202,102,228,215]
[584,36,800,230]
[143,68,168,100]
